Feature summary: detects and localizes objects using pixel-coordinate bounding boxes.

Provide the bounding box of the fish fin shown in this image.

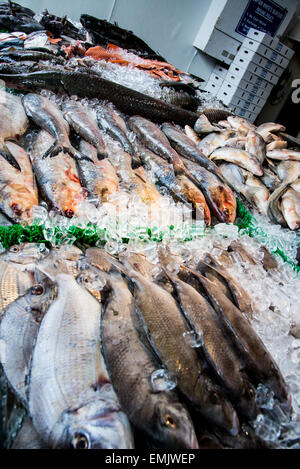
[0,145,21,171]
[42,141,63,159]
[36,253,72,281]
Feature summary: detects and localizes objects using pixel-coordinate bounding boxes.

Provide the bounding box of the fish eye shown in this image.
[163,414,176,429]
[31,284,44,296]
[72,432,91,449]
[248,388,255,400]
[10,245,19,253]
[209,392,220,405]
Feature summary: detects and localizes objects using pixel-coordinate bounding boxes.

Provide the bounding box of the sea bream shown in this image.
[28,257,134,449]
[0,141,38,223]
[30,130,85,217]
[0,277,57,405]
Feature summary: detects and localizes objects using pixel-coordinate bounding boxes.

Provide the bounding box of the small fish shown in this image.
[78,140,119,203]
[128,116,178,162]
[256,123,286,142]
[194,114,223,134]
[281,188,300,230]
[29,258,134,449]
[226,116,256,135]
[245,130,266,164]
[197,131,235,157]
[276,161,300,183]
[30,131,85,217]
[62,100,107,159]
[224,136,246,150]
[96,104,134,156]
[210,147,263,176]
[161,122,222,175]
[0,141,39,223]
[266,149,300,161]
[23,93,81,159]
[261,168,280,192]
[267,182,290,226]
[244,174,269,216]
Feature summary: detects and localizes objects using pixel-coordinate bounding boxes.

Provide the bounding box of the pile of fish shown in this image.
[188,116,300,231]
[0,87,237,227]
[0,240,294,449]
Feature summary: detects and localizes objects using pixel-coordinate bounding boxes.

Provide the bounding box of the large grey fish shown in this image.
[179,157,237,223]
[0,89,28,170]
[0,69,199,127]
[22,93,81,159]
[28,258,134,449]
[101,270,199,448]
[96,104,134,156]
[0,277,57,405]
[192,271,291,409]
[62,100,107,159]
[30,130,85,217]
[0,141,38,223]
[161,122,222,175]
[103,253,239,435]
[163,268,256,421]
[210,147,263,176]
[78,140,119,203]
[128,116,178,162]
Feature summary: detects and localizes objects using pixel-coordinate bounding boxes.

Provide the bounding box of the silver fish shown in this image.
[28,258,133,449]
[62,100,107,158]
[210,147,263,176]
[245,130,266,164]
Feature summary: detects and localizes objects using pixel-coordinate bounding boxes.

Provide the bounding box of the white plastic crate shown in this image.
[204,76,223,95]
[212,64,228,79]
[228,62,279,85]
[234,47,285,77]
[247,28,294,60]
[216,81,267,107]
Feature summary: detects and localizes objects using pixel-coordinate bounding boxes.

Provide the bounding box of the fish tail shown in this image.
[42,141,64,159]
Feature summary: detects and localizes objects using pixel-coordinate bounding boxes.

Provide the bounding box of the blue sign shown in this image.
[236,0,287,37]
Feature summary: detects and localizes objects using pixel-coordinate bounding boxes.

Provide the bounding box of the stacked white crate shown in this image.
[204,28,294,122]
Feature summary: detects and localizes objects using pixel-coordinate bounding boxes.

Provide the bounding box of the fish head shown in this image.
[59,395,134,449]
[152,398,199,449]
[0,242,49,267]
[200,380,240,436]
[76,263,107,301]
[211,185,237,223]
[25,277,57,317]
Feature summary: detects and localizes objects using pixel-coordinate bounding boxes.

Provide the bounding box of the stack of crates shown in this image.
[204,28,294,122]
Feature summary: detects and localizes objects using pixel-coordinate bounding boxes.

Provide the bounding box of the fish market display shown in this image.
[0,1,299,451]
